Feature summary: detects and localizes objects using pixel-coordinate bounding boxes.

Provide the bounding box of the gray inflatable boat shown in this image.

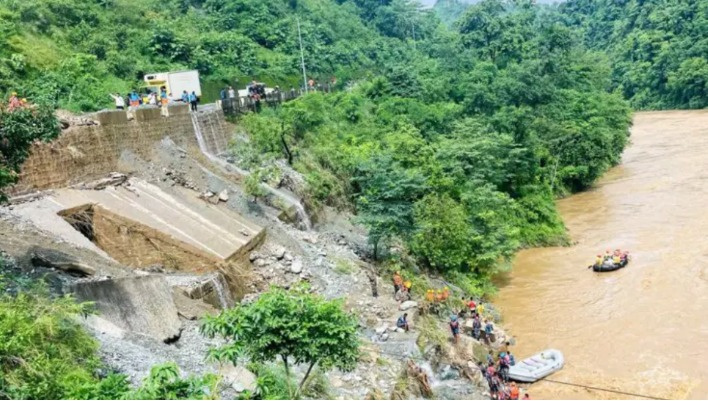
[507,349,564,382]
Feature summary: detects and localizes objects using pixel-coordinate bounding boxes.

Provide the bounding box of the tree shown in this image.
[200,287,360,397]
[353,153,427,259]
[410,193,472,270]
[0,102,59,200]
[244,169,267,203]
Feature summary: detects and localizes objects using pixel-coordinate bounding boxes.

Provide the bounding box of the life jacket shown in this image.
[510,386,520,400]
[449,321,459,330]
[509,354,516,366]
[500,354,510,367]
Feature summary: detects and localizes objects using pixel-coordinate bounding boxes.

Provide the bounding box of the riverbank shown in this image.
[494,110,708,400]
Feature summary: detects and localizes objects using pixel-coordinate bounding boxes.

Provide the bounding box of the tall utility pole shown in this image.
[297,17,308,94]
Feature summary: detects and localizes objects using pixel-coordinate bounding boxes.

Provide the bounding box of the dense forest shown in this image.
[560,0,708,109]
[0,0,702,398]
[0,0,637,289]
[434,0,708,109]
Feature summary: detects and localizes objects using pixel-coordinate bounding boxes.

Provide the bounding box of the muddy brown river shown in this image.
[494,111,708,400]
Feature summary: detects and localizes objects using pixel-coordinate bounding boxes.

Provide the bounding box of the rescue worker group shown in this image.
[392,271,531,400]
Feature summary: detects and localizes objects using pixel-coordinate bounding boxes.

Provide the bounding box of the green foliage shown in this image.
[0,275,216,400]
[201,287,360,397]
[126,363,217,400]
[411,193,472,271]
[560,0,708,109]
[244,170,268,202]
[0,102,59,200]
[0,283,98,399]
[247,363,295,400]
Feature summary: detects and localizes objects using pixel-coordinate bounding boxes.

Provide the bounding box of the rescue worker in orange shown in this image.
[509,382,520,400]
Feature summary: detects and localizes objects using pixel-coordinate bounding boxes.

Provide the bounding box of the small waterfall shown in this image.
[419,361,441,388]
[189,112,313,230]
[209,273,233,309]
[190,112,211,156]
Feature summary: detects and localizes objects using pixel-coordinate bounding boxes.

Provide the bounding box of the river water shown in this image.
[494,111,708,399]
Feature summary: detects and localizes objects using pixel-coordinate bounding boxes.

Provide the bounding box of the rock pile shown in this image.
[161,167,199,191]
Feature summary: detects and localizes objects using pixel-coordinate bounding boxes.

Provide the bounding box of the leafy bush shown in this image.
[0,282,98,399]
[0,101,59,200]
[201,286,360,397]
[0,274,216,400]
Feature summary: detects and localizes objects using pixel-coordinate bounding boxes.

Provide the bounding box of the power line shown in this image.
[540,378,668,400]
[296,17,308,94]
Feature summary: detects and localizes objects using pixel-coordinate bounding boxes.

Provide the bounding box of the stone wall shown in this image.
[9,104,212,195]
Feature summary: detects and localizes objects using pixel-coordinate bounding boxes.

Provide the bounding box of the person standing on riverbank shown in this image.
[472,315,482,340]
[484,319,494,344]
[449,315,460,344]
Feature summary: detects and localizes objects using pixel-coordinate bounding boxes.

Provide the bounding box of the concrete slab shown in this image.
[9,178,264,271]
[54,179,263,261]
[73,275,182,342]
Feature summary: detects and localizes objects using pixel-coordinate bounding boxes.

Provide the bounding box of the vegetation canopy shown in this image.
[201,286,360,397]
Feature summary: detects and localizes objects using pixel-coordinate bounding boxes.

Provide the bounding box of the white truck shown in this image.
[143,70,201,100]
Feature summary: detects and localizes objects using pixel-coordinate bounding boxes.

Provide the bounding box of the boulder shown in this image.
[218,189,229,202]
[375,326,387,335]
[220,365,257,393]
[290,259,303,274]
[30,247,96,276]
[399,301,418,311]
[271,246,286,260]
[72,275,182,342]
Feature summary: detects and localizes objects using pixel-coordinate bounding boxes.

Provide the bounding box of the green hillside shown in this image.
[560,0,708,109]
[0,0,635,285]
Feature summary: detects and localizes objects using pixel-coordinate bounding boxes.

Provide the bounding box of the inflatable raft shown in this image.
[508,349,564,382]
[592,258,629,272]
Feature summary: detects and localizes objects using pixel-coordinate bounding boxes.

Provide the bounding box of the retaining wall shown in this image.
[10,104,227,195]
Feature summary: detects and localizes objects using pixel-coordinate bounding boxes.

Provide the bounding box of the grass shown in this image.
[333,258,357,275]
[301,368,331,399]
[415,314,448,353]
